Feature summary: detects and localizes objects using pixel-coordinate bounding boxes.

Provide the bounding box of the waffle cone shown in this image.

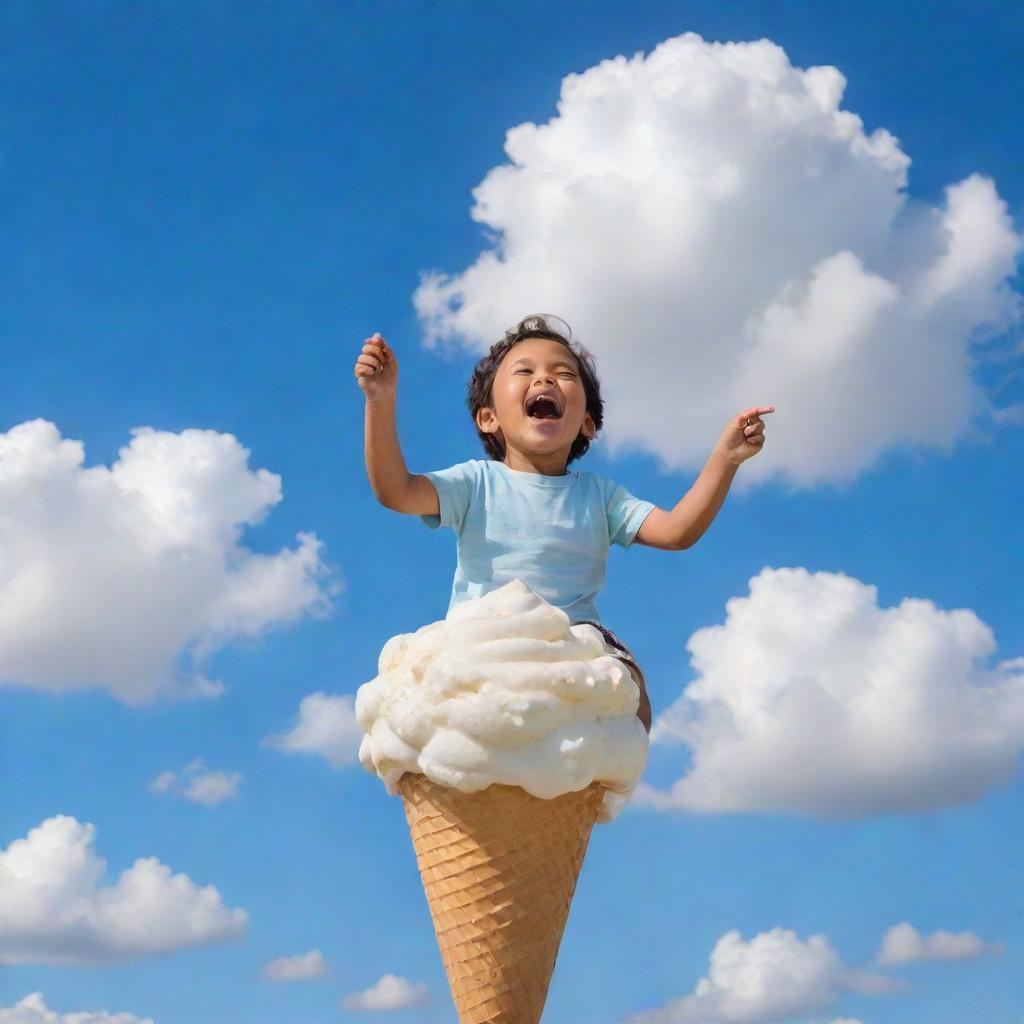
[397,772,605,1024]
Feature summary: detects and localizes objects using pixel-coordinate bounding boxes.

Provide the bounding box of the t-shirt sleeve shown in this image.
[604,477,657,549]
[418,460,479,533]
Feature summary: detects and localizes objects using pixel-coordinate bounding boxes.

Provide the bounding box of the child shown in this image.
[355,313,774,734]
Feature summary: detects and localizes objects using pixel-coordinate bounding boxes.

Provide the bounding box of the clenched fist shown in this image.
[354,332,398,403]
[716,406,775,465]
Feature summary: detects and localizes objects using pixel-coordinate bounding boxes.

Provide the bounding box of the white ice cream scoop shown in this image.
[355,579,650,822]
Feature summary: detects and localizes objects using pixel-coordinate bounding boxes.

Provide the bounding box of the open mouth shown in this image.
[524,394,562,420]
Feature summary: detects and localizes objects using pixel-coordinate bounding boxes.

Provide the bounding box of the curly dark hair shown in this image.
[467,313,604,466]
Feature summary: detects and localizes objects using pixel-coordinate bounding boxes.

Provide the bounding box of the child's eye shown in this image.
[514,368,576,378]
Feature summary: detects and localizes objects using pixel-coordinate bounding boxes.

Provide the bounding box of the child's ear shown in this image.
[476,405,503,442]
[581,412,597,440]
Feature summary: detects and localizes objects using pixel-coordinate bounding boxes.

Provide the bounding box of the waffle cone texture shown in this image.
[397,772,605,1024]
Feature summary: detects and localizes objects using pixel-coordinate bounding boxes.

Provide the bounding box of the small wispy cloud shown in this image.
[875,922,1004,965]
[149,758,242,806]
[261,949,328,981]
[0,992,154,1024]
[264,691,362,768]
[339,974,429,1011]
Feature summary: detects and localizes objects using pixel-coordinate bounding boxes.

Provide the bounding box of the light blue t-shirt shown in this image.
[419,459,656,624]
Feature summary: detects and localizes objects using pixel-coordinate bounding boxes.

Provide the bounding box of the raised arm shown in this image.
[355,332,440,516]
[634,405,774,551]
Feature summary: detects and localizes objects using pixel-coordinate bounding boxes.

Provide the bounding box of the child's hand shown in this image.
[716,406,775,465]
[354,332,398,403]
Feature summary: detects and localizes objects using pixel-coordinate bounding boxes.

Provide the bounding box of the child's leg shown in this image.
[576,621,652,733]
[623,659,652,733]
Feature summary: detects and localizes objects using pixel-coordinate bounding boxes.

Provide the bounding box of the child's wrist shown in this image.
[713,442,742,467]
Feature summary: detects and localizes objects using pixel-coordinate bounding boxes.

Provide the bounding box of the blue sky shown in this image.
[1,2,1022,1022]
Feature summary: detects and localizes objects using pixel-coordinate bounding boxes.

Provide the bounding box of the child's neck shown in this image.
[503,446,571,476]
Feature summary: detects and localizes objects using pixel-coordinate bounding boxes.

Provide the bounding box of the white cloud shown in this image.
[182,771,241,806]
[148,772,177,795]
[876,922,1004,965]
[634,566,1024,818]
[412,32,1023,487]
[624,926,898,1023]
[0,815,246,965]
[339,974,429,1011]
[0,993,153,1024]
[148,759,241,806]
[0,420,340,704]
[266,692,362,768]
[262,948,329,981]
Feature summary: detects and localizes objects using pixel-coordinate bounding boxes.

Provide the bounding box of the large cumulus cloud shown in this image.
[413,32,1022,487]
[0,419,339,703]
[635,566,1024,817]
[0,815,246,965]
[623,918,1001,1022]
[624,926,899,1023]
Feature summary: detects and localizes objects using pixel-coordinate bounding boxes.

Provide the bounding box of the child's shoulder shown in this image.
[572,464,617,488]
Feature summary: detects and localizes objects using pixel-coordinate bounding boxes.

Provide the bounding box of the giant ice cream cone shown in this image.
[398,772,605,1024]
[356,582,650,1021]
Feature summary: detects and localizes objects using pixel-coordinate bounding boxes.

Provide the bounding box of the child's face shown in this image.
[476,337,596,466]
